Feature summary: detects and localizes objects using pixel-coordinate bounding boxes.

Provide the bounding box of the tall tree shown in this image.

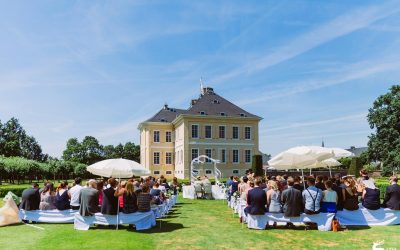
[123,142,140,162]
[0,117,45,161]
[63,138,85,163]
[81,136,104,165]
[367,85,400,176]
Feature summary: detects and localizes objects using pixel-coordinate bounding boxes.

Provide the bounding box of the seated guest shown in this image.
[362,180,380,210]
[20,183,40,211]
[342,177,359,211]
[302,177,322,214]
[121,181,138,214]
[244,177,267,216]
[150,182,163,205]
[101,178,119,215]
[39,183,56,210]
[55,181,70,210]
[321,180,337,213]
[97,180,104,209]
[170,177,179,195]
[69,177,83,210]
[226,176,234,188]
[161,179,170,191]
[266,180,281,213]
[281,177,303,217]
[238,176,250,200]
[137,185,152,212]
[79,179,99,216]
[229,176,240,201]
[330,177,344,211]
[315,175,326,191]
[293,176,304,192]
[158,180,167,193]
[383,176,400,210]
[118,181,127,209]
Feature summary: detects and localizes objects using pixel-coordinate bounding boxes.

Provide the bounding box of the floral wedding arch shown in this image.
[190,155,222,185]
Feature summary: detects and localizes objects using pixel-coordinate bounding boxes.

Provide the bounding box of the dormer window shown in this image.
[160,118,166,122]
[200,111,206,115]
[240,113,246,117]
[212,99,220,104]
[220,112,226,116]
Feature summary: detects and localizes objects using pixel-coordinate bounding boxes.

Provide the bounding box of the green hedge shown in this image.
[0,187,26,197]
[376,183,390,200]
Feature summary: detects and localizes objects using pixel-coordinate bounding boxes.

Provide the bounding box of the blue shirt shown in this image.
[302,186,322,212]
[226,179,233,187]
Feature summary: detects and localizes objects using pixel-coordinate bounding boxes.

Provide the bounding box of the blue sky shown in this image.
[1,1,400,157]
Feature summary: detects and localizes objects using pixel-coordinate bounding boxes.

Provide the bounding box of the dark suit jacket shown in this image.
[101,187,118,215]
[383,184,400,210]
[20,188,40,211]
[282,187,303,217]
[246,187,267,215]
[79,187,99,216]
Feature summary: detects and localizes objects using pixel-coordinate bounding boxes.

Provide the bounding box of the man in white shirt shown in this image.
[69,177,84,210]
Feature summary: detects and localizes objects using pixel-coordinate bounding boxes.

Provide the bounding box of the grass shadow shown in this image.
[134,221,186,234]
[345,226,372,230]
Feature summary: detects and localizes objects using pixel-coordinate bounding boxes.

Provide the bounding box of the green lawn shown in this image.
[1,196,399,250]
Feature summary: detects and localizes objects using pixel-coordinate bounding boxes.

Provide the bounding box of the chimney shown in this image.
[191,99,198,106]
[202,87,214,95]
[163,104,169,110]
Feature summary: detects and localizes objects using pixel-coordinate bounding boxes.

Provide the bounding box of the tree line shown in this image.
[0,118,141,184]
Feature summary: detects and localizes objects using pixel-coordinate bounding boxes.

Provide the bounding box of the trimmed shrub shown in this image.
[252,154,263,177]
[348,157,363,177]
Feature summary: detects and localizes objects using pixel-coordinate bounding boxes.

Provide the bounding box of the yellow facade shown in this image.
[139,115,260,179]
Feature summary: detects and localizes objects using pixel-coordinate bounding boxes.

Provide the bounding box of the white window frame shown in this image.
[245,126,251,140]
[219,125,226,139]
[204,125,212,139]
[153,130,160,143]
[153,170,160,175]
[191,148,199,160]
[205,148,212,163]
[220,148,226,164]
[166,170,172,175]
[153,152,160,165]
[191,124,199,139]
[205,169,212,175]
[232,149,239,164]
[232,126,239,140]
[166,131,172,143]
[245,149,252,163]
[233,169,240,175]
[165,152,172,165]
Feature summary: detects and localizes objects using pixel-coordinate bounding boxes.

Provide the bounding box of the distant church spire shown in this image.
[321,139,325,147]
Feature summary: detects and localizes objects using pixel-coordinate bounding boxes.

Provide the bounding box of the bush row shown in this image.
[0,156,89,184]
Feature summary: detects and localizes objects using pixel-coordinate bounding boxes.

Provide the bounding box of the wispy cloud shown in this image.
[237,59,400,105]
[262,112,367,133]
[93,116,149,141]
[211,1,400,84]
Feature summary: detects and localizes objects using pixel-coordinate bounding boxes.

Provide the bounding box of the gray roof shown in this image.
[346,146,368,157]
[186,89,261,119]
[145,105,186,123]
[144,87,261,123]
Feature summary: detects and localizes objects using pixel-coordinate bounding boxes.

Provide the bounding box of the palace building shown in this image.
[138,86,262,179]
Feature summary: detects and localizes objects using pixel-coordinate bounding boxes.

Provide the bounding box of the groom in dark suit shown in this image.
[383,176,400,210]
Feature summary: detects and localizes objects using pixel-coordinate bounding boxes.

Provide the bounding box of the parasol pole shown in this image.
[329,166,332,178]
[301,169,306,190]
